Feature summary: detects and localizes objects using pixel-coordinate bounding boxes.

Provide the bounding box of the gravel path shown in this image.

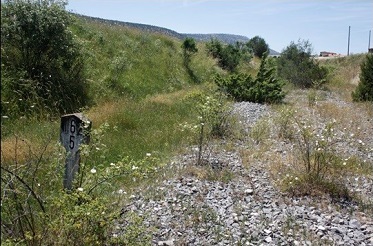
[115,94,373,245]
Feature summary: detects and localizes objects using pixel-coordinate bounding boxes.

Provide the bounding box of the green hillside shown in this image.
[1,13,223,160]
[70,16,218,101]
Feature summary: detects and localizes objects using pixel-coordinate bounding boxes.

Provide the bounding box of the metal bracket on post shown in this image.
[60,113,91,191]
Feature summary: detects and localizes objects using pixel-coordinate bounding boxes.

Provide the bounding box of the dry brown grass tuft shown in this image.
[144,89,191,106]
[1,135,57,166]
[1,137,32,164]
[85,99,129,126]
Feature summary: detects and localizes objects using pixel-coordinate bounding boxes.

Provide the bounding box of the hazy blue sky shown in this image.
[67,0,373,55]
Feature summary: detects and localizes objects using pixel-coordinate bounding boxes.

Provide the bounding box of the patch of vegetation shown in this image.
[215,54,285,103]
[0,1,221,244]
[0,122,162,245]
[206,38,251,72]
[277,39,327,88]
[352,53,373,102]
[1,0,89,118]
[182,37,199,82]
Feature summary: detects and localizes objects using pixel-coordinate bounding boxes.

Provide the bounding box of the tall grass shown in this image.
[0,13,223,243]
[69,17,219,102]
[321,54,365,100]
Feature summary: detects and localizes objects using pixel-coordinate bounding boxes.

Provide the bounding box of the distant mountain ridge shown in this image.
[76,14,279,55]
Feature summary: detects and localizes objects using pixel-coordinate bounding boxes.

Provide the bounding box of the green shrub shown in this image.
[181,90,233,165]
[278,115,353,199]
[1,0,89,118]
[277,40,327,88]
[352,53,373,102]
[206,39,247,72]
[215,54,285,103]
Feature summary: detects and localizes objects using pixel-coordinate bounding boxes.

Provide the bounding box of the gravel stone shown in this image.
[114,99,373,245]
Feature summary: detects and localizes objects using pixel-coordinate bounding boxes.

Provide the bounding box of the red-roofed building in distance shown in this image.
[319,51,339,57]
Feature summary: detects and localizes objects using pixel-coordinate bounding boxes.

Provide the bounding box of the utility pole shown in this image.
[347,26,351,56]
[369,30,371,50]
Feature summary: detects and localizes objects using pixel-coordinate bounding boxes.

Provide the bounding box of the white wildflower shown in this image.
[77,187,84,192]
[146,153,151,157]
[90,168,97,174]
[118,189,126,194]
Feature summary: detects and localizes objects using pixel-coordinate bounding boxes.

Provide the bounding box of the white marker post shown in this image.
[60,113,91,191]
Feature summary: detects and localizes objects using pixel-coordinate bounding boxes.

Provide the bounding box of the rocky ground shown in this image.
[115,90,373,245]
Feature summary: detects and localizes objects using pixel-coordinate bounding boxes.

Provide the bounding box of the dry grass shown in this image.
[179,160,234,183]
[322,54,365,101]
[85,98,130,127]
[1,137,33,164]
[1,135,57,167]
[144,88,194,106]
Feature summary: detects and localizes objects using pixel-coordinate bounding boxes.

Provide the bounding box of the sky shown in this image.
[66,0,373,55]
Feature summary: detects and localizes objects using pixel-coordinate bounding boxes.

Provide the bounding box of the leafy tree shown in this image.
[219,44,242,72]
[206,39,242,72]
[352,53,373,101]
[1,0,89,117]
[277,40,327,88]
[215,53,285,103]
[247,36,269,58]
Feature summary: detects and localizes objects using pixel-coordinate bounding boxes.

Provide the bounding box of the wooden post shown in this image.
[60,113,91,190]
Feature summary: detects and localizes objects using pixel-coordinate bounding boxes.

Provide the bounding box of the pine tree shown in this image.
[253,53,286,103]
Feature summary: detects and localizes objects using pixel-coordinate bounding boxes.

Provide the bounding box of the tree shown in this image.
[277,40,327,88]
[206,39,242,72]
[247,36,269,58]
[352,54,373,102]
[1,0,89,117]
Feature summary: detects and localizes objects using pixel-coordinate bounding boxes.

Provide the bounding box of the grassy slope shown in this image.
[1,15,220,165]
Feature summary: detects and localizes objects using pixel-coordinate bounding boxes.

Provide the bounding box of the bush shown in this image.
[247,36,269,58]
[1,0,89,118]
[181,91,233,165]
[352,53,373,102]
[206,39,244,72]
[277,40,327,88]
[215,54,285,103]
